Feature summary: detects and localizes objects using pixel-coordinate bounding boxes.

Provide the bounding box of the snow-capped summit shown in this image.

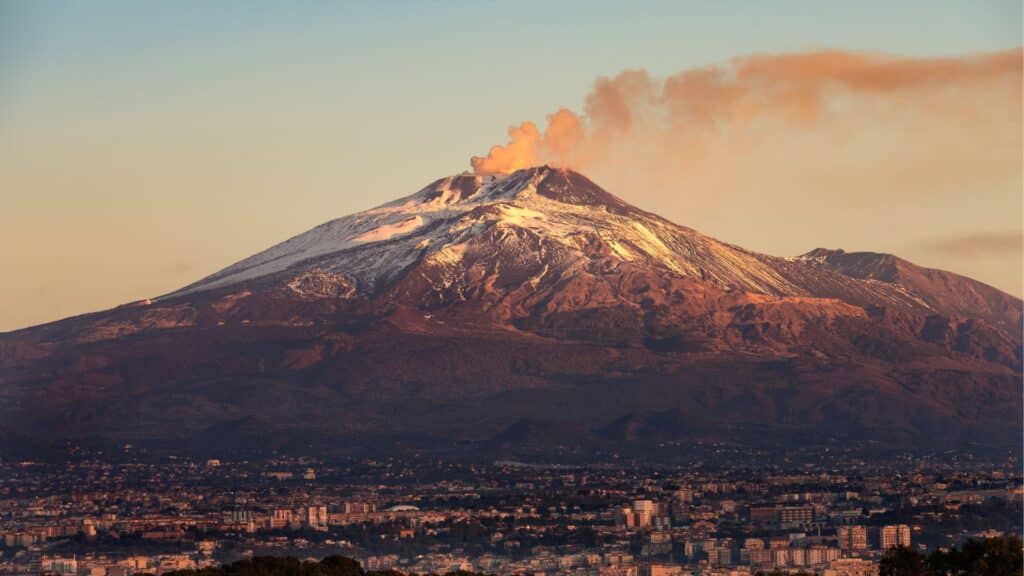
[172,166,650,297]
[165,168,822,301]
[160,166,1023,333]
[1,166,1020,459]
[168,166,963,322]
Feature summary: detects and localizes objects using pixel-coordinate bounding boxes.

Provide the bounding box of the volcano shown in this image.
[1,166,1020,459]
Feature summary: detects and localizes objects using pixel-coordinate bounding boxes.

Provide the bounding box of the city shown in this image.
[1,3,1021,576]
[1,450,1019,575]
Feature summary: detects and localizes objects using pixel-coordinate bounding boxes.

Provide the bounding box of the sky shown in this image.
[1,0,1021,331]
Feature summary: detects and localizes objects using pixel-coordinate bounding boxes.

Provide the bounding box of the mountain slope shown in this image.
[1,166,1020,459]
[797,248,1022,330]
[168,168,928,310]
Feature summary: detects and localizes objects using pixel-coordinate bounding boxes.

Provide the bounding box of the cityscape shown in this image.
[1,450,1020,575]
[1,2,1021,575]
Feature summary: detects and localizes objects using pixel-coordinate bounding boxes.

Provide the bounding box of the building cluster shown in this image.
[0,450,1018,576]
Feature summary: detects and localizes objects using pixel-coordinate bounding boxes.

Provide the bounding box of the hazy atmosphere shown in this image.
[2,0,1021,331]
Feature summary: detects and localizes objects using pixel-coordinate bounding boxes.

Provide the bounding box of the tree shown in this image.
[881,535,1024,576]
[880,546,926,576]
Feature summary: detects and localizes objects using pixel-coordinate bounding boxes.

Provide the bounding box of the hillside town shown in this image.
[0,450,1018,576]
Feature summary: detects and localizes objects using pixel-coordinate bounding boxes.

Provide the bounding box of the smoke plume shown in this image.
[470,49,1022,176]
[469,48,1023,296]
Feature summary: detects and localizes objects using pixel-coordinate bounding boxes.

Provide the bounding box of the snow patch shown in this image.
[427,243,469,267]
[494,205,545,227]
[606,240,635,261]
[354,216,423,244]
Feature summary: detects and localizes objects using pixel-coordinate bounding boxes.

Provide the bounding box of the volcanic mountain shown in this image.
[1,166,1020,459]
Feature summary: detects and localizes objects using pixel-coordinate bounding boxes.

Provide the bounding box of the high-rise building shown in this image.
[838,525,868,550]
[270,508,293,529]
[788,548,807,566]
[306,505,327,529]
[898,525,912,548]
[749,505,813,527]
[881,525,911,549]
[712,547,734,566]
[342,501,377,514]
[807,545,840,566]
[779,506,814,526]
[749,549,772,567]
[838,526,851,549]
[771,548,789,567]
[750,506,779,525]
[633,500,657,528]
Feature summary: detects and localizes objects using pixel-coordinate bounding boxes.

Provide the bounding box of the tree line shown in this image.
[879,535,1021,576]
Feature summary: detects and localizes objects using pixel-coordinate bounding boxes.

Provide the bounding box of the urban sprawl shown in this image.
[1,450,1019,576]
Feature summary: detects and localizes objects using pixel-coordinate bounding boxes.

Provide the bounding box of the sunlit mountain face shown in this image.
[1,167,1020,460]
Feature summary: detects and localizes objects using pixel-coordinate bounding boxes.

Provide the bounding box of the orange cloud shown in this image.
[922,232,1023,257]
[470,48,1023,175]
[470,122,542,175]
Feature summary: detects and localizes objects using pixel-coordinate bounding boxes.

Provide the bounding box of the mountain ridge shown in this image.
[0,166,1019,459]
[149,166,1017,325]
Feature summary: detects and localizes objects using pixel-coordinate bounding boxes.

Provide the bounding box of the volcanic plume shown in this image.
[470,48,1024,298]
[470,49,1022,176]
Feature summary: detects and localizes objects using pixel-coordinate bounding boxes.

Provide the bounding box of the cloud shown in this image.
[921,232,1023,258]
